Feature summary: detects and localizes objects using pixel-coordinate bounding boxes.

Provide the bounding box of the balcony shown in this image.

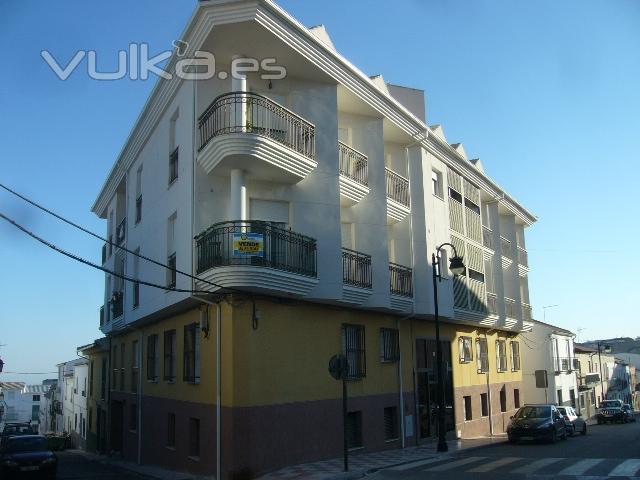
[482,226,493,250]
[110,291,123,319]
[389,262,413,297]
[338,142,369,204]
[385,168,410,222]
[195,220,318,296]
[116,218,126,245]
[197,92,317,182]
[554,357,576,373]
[99,306,105,327]
[487,292,498,315]
[517,246,528,267]
[500,236,512,259]
[521,302,532,322]
[101,244,107,264]
[505,297,517,319]
[341,248,373,304]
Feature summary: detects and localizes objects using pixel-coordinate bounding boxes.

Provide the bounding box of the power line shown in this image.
[0,182,234,292]
[2,372,58,375]
[0,211,213,295]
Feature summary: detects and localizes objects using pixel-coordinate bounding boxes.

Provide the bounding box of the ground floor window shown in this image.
[500,386,507,412]
[384,406,398,441]
[189,417,200,458]
[167,413,175,448]
[558,389,563,405]
[463,396,472,421]
[129,404,137,432]
[480,393,488,417]
[514,388,521,409]
[346,411,363,449]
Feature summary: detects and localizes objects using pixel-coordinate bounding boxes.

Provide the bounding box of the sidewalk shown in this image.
[257,435,507,480]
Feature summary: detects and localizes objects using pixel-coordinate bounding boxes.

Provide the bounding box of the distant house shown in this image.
[0,382,45,431]
[56,358,88,448]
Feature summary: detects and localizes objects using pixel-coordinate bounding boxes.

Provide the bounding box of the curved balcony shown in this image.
[338,142,369,204]
[197,92,317,183]
[341,248,372,304]
[195,220,318,296]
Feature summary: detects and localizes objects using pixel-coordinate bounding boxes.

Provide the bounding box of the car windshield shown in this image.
[557,407,567,415]
[601,401,620,408]
[2,425,32,435]
[515,406,550,419]
[4,437,47,453]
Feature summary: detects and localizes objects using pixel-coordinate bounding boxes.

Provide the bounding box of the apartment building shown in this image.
[79,339,110,454]
[574,344,612,418]
[522,320,578,407]
[91,0,536,477]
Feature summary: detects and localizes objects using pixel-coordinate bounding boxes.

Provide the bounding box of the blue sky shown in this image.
[1,0,638,383]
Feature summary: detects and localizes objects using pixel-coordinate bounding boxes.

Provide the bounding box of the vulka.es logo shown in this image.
[40,41,287,81]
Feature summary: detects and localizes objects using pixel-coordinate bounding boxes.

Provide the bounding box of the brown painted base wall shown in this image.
[453,380,523,438]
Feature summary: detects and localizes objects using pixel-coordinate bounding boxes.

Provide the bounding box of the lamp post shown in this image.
[432,243,465,453]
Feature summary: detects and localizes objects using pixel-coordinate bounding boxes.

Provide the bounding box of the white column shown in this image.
[231,55,247,131]
[230,169,247,220]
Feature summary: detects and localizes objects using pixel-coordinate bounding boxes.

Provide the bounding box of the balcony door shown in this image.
[249,199,290,268]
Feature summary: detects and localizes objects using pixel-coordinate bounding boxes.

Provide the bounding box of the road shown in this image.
[56,451,152,479]
[370,420,640,479]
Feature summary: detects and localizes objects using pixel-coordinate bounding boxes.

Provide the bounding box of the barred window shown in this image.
[384,406,398,441]
[476,338,489,373]
[147,334,158,381]
[380,328,399,363]
[511,341,521,371]
[496,339,508,372]
[183,323,200,383]
[343,324,366,379]
[459,336,473,363]
[346,411,363,449]
[164,330,176,382]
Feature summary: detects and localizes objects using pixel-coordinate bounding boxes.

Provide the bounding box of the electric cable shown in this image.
[0,211,214,295]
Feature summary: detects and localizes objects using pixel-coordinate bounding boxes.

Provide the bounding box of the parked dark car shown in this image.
[1,424,34,439]
[597,399,625,424]
[558,406,587,436]
[0,435,57,478]
[622,404,637,422]
[507,404,567,444]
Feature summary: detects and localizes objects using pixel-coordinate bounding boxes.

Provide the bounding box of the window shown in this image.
[458,336,473,363]
[449,187,462,203]
[557,389,563,405]
[101,357,107,400]
[120,343,125,391]
[167,413,176,447]
[510,341,521,371]
[464,198,481,215]
[135,166,142,224]
[500,386,507,412]
[189,418,200,458]
[380,328,399,363]
[131,340,139,393]
[468,269,485,283]
[167,214,176,289]
[112,345,118,387]
[169,110,179,185]
[514,388,521,409]
[432,170,443,198]
[384,407,398,441]
[342,324,366,379]
[570,389,576,408]
[463,396,472,421]
[129,403,137,432]
[496,340,507,372]
[480,393,489,417]
[32,395,40,402]
[132,248,140,308]
[147,334,158,381]
[169,147,179,184]
[183,323,200,383]
[346,411,363,449]
[164,330,176,381]
[476,338,489,373]
[31,405,40,421]
[89,360,94,397]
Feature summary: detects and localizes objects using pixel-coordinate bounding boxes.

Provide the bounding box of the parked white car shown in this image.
[557,406,587,436]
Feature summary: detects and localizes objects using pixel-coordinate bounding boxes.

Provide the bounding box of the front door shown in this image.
[416,339,455,440]
[110,401,124,453]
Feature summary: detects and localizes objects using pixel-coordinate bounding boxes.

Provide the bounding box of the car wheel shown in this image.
[561,428,567,441]
[569,425,575,437]
[581,424,587,436]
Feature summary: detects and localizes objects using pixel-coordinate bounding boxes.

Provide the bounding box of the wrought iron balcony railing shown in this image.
[487,292,498,315]
[338,142,368,187]
[195,220,317,278]
[342,248,372,288]
[500,236,512,259]
[505,297,517,318]
[116,218,126,245]
[521,303,532,322]
[554,356,576,372]
[517,246,528,267]
[385,168,410,207]
[482,226,493,249]
[198,92,316,159]
[389,262,413,297]
[110,291,124,319]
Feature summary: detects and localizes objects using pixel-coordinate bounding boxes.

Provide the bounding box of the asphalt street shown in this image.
[369,420,640,479]
[56,450,152,480]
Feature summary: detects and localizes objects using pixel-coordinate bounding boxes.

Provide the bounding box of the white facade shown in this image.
[57,358,88,446]
[522,320,579,407]
[0,382,45,431]
[92,0,536,337]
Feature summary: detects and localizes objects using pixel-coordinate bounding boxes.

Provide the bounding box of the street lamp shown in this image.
[432,243,465,453]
